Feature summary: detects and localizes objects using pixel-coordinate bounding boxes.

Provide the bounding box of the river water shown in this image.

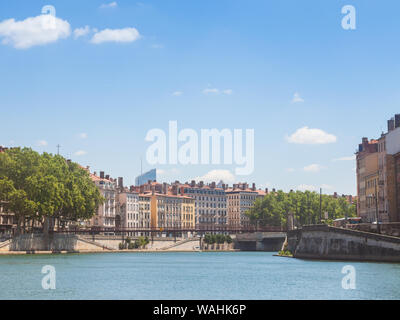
[1,252,399,300]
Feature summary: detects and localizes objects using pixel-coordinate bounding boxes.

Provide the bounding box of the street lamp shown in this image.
[366,183,380,234]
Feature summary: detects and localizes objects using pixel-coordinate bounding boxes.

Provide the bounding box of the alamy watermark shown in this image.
[41,265,56,290]
[145,121,254,175]
[41,5,57,30]
[341,5,356,30]
[341,265,356,290]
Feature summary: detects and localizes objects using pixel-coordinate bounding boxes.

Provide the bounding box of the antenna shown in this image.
[140,156,143,185]
[56,144,61,155]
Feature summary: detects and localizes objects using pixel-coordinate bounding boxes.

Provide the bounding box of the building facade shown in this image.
[89,171,117,231]
[356,114,400,223]
[150,192,195,235]
[384,115,400,222]
[117,189,140,235]
[179,181,228,231]
[356,137,379,222]
[226,183,266,230]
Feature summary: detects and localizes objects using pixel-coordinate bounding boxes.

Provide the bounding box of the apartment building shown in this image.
[226,183,267,230]
[149,192,194,236]
[356,137,379,222]
[356,114,400,223]
[139,194,151,236]
[178,181,228,231]
[89,171,117,231]
[384,115,400,222]
[117,185,140,235]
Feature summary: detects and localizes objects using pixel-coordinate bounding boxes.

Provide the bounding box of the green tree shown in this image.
[245,189,357,228]
[0,148,104,234]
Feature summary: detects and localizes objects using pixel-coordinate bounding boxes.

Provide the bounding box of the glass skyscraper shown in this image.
[135,169,157,186]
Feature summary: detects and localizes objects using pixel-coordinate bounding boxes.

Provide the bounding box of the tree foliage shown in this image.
[0,148,104,233]
[246,190,356,228]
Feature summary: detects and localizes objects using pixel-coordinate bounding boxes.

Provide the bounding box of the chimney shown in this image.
[211,182,216,189]
[252,183,256,191]
[94,171,97,176]
[191,180,196,187]
[100,171,105,179]
[388,118,395,132]
[199,181,204,188]
[148,180,152,184]
[105,174,110,180]
[130,185,134,192]
[265,188,268,194]
[396,114,400,128]
[272,188,276,193]
[140,185,144,194]
[118,177,123,188]
[172,185,178,195]
[163,182,168,194]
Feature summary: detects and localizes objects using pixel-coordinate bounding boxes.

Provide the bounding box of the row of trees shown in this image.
[246,190,356,228]
[203,234,233,245]
[0,148,104,234]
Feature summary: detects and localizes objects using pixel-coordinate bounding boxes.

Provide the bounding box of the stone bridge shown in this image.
[234,232,286,251]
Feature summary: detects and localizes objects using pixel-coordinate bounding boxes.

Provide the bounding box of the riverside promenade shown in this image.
[0,233,237,255]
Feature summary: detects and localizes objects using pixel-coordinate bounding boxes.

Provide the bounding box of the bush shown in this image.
[118,242,125,250]
[225,235,233,244]
[216,234,225,244]
[278,250,292,257]
[128,242,135,250]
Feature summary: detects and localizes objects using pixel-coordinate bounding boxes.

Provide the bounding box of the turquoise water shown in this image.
[0,252,399,300]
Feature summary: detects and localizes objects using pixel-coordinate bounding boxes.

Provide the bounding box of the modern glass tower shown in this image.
[135,169,157,186]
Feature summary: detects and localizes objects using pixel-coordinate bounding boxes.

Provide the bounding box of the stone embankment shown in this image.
[287,224,400,262]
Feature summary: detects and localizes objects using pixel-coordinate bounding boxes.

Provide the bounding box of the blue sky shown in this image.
[1,0,400,195]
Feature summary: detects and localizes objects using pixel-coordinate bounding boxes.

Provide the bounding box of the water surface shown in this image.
[1,252,399,299]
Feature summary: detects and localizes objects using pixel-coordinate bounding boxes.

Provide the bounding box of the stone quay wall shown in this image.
[287,224,400,262]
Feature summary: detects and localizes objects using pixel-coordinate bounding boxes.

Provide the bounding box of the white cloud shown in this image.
[90,27,140,44]
[194,170,235,184]
[172,91,183,96]
[78,133,88,139]
[36,140,48,146]
[100,2,118,8]
[296,184,317,192]
[73,26,91,39]
[333,155,356,161]
[203,88,219,95]
[303,164,324,173]
[321,184,334,190]
[286,168,295,173]
[292,92,304,103]
[0,15,71,49]
[286,126,337,144]
[74,150,87,156]
[202,88,233,95]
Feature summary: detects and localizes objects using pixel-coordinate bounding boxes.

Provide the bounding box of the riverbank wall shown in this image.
[287,224,400,262]
[0,234,204,253]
